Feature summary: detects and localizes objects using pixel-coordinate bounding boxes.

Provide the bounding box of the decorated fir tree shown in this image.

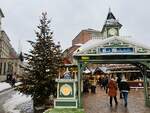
[17,12,63,109]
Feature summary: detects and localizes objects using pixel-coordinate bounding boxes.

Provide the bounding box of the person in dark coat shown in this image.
[107,76,118,107]
[102,76,109,90]
[6,73,10,82]
[83,78,90,93]
[117,76,123,99]
[7,73,12,83]
[120,76,130,107]
[11,73,16,87]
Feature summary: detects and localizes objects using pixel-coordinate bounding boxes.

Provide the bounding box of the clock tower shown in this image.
[101,9,122,38]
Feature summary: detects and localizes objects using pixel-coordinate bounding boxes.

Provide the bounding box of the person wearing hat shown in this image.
[120,76,130,107]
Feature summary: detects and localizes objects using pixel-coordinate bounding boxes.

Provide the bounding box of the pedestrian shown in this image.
[120,76,130,107]
[101,77,105,89]
[91,78,96,93]
[98,77,102,87]
[117,75,123,99]
[7,73,12,83]
[107,76,118,107]
[83,77,90,93]
[6,73,10,83]
[11,73,16,87]
[103,76,108,90]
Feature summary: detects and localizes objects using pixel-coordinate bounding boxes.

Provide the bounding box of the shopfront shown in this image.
[73,36,150,107]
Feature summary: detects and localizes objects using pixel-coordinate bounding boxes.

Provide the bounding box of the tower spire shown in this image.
[107,9,116,20]
[109,7,111,13]
[18,39,22,54]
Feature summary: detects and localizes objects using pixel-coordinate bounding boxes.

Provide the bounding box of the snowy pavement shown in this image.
[0,82,22,92]
[3,92,31,113]
[0,82,32,113]
[0,82,11,92]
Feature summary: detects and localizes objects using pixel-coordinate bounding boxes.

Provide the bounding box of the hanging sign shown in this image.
[81,56,89,60]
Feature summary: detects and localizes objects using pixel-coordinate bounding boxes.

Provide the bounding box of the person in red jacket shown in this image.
[107,76,118,107]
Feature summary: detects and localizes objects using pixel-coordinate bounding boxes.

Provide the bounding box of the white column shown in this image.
[5,61,8,75]
[0,63,2,75]
[1,62,4,75]
[0,16,2,31]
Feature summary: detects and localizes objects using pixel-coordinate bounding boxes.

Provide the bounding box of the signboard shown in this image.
[98,47,134,53]
[81,56,89,60]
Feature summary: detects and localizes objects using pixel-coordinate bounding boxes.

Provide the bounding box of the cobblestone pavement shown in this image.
[83,87,150,113]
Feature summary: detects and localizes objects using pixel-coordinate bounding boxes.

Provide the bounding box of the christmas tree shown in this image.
[17,12,63,110]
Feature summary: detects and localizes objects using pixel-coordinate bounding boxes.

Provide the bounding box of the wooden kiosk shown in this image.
[54,64,78,108]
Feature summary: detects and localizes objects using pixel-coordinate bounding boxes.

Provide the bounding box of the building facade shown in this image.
[63,9,150,83]
[0,9,22,81]
[72,29,101,45]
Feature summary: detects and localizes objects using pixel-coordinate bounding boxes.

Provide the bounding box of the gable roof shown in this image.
[107,11,116,20]
[94,67,109,74]
[74,36,150,55]
[83,67,91,74]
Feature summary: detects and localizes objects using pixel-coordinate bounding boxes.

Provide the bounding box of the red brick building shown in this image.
[72,29,101,45]
[63,29,101,63]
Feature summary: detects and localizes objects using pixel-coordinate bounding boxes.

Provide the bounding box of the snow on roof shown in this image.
[75,43,83,46]
[83,67,91,74]
[84,28,100,32]
[105,19,119,25]
[83,69,91,74]
[99,67,109,73]
[94,67,110,74]
[74,36,150,55]
[73,38,103,54]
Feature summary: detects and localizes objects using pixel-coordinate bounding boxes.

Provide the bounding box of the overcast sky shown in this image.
[0,0,150,53]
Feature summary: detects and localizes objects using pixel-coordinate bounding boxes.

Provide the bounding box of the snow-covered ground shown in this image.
[0,82,31,113]
[0,82,22,92]
[3,92,31,113]
[0,82,11,92]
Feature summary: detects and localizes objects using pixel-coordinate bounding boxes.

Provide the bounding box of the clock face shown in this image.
[60,84,72,96]
[108,28,117,36]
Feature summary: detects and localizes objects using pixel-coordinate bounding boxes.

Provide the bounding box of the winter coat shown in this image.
[117,77,122,90]
[108,79,117,96]
[120,80,130,92]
